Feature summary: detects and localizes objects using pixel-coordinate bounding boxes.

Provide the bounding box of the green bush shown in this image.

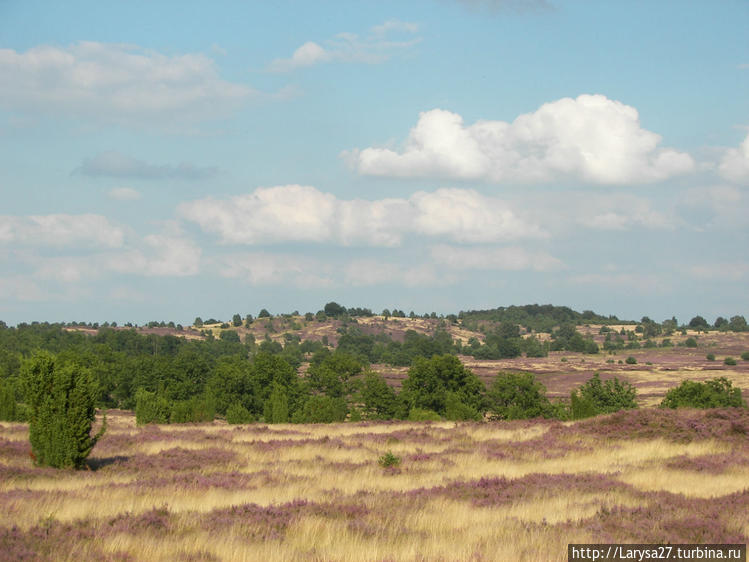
[226,402,254,424]
[724,357,737,366]
[570,373,638,420]
[444,391,481,421]
[741,351,749,361]
[169,396,215,424]
[378,451,401,468]
[21,352,106,469]
[134,388,171,425]
[407,408,442,421]
[293,395,347,423]
[570,390,598,420]
[263,383,289,423]
[625,356,637,364]
[486,372,553,420]
[685,337,698,348]
[660,377,745,409]
[0,379,20,422]
[706,353,715,361]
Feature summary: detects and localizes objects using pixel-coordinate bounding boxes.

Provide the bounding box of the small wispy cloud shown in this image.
[75,151,218,181]
[268,20,420,72]
[108,187,142,201]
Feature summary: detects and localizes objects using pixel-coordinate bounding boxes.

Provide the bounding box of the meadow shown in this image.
[1,407,748,561]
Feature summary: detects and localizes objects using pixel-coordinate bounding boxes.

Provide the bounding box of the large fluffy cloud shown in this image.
[718,132,749,184]
[347,95,694,184]
[0,42,253,125]
[178,185,544,246]
[0,214,124,248]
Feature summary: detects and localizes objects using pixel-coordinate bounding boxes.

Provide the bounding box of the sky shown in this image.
[1,0,748,326]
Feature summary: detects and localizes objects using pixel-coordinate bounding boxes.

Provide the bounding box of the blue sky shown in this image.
[1,0,748,326]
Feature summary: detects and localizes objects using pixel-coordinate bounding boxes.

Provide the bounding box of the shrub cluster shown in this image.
[660,377,745,409]
[570,374,638,420]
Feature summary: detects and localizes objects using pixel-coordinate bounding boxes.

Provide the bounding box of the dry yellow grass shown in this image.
[2,410,747,560]
[618,466,749,497]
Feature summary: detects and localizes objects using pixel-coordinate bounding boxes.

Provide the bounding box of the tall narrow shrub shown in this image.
[263,383,289,423]
[22,352,106,469]
[0,379,19,421]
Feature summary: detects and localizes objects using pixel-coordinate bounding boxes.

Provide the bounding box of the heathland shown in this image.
[0,305,748,560]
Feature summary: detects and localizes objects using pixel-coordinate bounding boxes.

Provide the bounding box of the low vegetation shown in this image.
[0,304,748,558]
[0,408,747,560]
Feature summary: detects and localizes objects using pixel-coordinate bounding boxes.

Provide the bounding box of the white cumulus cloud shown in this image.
[109,234,202,277]
[0,214,124,248]
[0,42,254,126]
[347,95,695,185]
[178,185,544,246]
[718,132,749,184]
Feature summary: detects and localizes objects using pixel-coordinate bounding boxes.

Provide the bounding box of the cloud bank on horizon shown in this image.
[0,1,747,324]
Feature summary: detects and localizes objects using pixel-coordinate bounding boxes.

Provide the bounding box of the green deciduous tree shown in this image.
[688,316,709,330]
[486,372,553,420]
[729,315,748,332]
[22,352,106,469]
[359,372,398,420]
[400,354,485,418]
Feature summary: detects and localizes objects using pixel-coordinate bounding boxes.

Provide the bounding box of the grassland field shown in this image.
[2,327,748,561]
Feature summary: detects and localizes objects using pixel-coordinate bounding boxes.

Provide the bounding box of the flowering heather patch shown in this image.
[573,407,749,443]
[201,499,310,540]
[665,452,748,473]
[353,427,442,445]
[0,437,31,458]
[112,446,239,472]
[479,425,592,460]
[574,489,749,544]
[0,517,102,562]
[131,470,262,491]
[92,425,169,455]
[415,472,628,508]
[244,436,356,452]
[107,506,171,535]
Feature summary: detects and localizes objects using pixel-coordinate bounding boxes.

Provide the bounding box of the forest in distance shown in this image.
[1,303,747,429]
